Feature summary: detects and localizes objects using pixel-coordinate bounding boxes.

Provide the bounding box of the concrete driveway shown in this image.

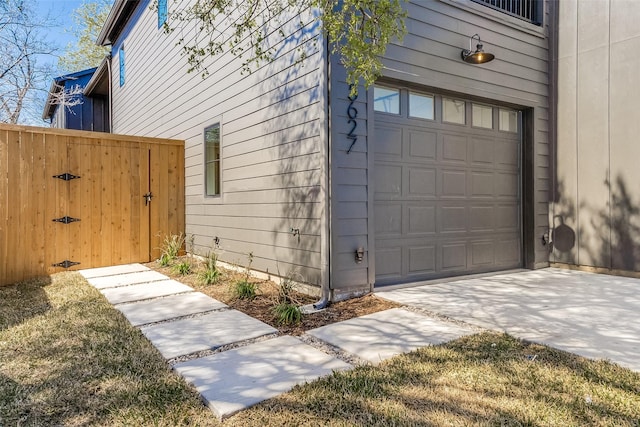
[376,268,640,372]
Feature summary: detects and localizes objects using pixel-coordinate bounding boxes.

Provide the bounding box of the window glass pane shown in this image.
[205,124,220,196]
[499,109,518,132]
[472,104,493,129]
[409,92,434,120]
[374,86,400,114]
[442,98,465,124]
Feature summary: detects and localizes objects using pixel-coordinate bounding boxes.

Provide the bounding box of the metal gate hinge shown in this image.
[52,216,81,224]
[53,172,81,181]
[52,260,80,268]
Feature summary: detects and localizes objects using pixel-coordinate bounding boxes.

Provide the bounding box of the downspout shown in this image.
[107,55,113,132]
[313,32,332,310]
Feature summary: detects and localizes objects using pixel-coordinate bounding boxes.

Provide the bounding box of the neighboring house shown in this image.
[553,0,640,273]
[42,67,110,132]
[90,0,553,301]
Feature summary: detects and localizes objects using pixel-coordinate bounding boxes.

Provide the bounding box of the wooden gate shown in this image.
[0,124,184,286]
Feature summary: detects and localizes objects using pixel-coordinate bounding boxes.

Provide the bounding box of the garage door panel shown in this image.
[374,125,403,157]
[441,206,467,232]
[496,204,520,229]
[374,88,521,286]
[470,171,495,196]
[407,205,436,235]
[408,246,436,275]
[442,134,468,162]
[441,170,467,197]
[375,246,403,279]
[375,203,402,236]
[495,238,522,264]
[496,172,519,196]
[441,244,467,270]
[408,130,437,160]
[469,206,495,231]
[374,164,402,196]
[471,137,495,164]
[496,141,519,167]
[408,167,437,196]
[471,241,495,266]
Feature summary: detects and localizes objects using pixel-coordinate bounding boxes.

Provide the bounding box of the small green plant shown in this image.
[198,252,221,285]
[157,233,185,266]
[272,302,302,325]
[272,268,304,325]
[173,260,191,276]
[233,280,257,300]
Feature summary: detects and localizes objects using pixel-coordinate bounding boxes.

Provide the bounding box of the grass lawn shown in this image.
[1,272,639,426]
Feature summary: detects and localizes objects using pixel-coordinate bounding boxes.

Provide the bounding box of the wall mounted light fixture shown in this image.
[461,34,495,64]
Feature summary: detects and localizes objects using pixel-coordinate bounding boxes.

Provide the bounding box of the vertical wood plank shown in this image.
[30,131,47,276]
[100,143,113,267]
[50,137,70,274]
[0,129,9,284]
[68,138,92,270]
[149,144,163,260]
[6,130,21,282]
[90,139,102,267]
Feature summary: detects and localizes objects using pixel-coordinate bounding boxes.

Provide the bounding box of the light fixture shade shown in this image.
[461,35,495,64]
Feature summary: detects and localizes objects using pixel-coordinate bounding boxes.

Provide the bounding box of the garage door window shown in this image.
[443,98,465,124]
[472,104,493,129]
[409,92,434,120]
[499,109,518,132]
[374,86,400,114]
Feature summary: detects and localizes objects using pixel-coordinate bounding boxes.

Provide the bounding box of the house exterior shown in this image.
[42,67,110,132]
[552,0,640,274]
[92,0,554,301]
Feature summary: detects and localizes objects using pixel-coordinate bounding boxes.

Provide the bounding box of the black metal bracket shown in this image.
[52,260,80,269]
[53,173,81,181]
[143,192,153,206]
[52,216,81,224]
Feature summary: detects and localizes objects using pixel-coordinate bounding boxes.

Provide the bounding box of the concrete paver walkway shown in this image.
[116,292,227,326]
[174,335,352,418]
[140,310,277,359]
[377,268,640,372]
[80,263,474,419]
[307,308,474,364]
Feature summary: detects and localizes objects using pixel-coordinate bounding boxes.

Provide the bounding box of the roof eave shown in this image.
[96,0,137,46]
[84,56,110,97]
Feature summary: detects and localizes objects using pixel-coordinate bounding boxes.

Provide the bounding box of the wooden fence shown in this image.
[0,124,184,286]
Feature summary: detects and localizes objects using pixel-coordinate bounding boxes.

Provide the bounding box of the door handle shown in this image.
[143,192,153,206]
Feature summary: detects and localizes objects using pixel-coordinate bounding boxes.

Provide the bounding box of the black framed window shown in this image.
[205,124,221,196]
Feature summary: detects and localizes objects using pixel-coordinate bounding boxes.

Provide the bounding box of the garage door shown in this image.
[373,85,522,286]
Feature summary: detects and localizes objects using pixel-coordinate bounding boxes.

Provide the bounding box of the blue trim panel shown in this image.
[119,46,125,86]
[158,0,167,28]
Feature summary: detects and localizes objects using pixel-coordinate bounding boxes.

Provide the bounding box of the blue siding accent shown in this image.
[158,0,167,28]
[119,47,125,87]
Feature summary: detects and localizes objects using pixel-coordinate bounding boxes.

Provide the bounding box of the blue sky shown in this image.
[34,0,90,67]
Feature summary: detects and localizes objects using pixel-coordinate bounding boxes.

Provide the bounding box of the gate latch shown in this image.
[143,192,153,206]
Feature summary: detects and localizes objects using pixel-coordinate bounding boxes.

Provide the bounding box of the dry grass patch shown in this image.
[231,333,640,426]
[0,273,217,426]
[2,273,639,426]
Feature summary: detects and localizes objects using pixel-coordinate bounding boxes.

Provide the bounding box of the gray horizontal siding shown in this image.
[330,0,552,292]
[110,1,328,286]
